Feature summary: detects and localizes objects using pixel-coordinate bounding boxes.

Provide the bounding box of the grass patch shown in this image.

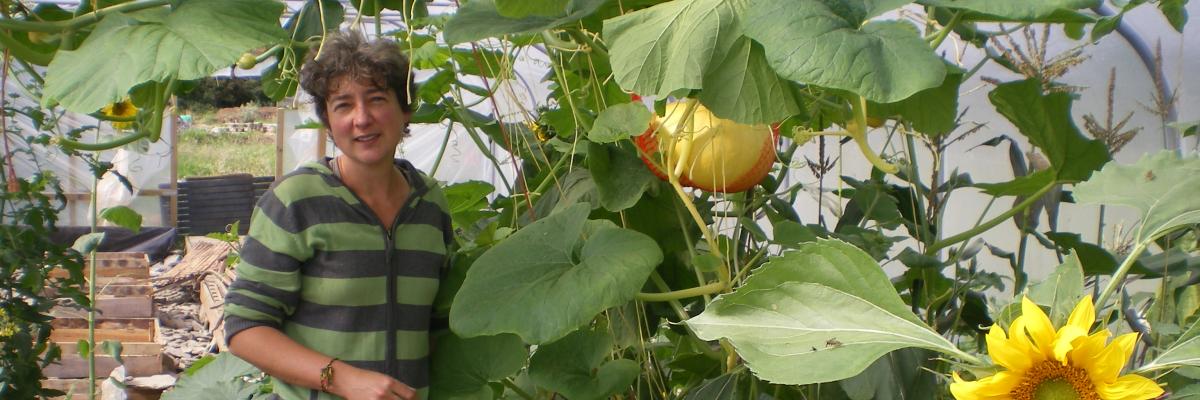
[177,128,275,178]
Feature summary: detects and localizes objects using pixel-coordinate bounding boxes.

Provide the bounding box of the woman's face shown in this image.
[325,76,410,168]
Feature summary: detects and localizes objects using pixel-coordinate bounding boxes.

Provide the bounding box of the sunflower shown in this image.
[951,296,1163,400]
[101,98,138,130]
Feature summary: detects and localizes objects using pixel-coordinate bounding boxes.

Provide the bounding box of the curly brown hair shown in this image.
[299,31,416,128]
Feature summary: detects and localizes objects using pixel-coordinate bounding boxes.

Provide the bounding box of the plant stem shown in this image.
[925,181,1058,254]
[903,132,931,246]
[1095,240,1151,311]
[850,96,898,174]
[501,377,534,400]
[429,122,455,176]
[635,282,725,302]
[0,0,171,32]
[1014,231,1029,295]
[669,178,728,288]
[564,28,609,61]
[446,104,513,193]
[648,272,690,321]
[57,131,149,152]
[87,135,99,400]
[928,11,963,50]
[671,195,711,304]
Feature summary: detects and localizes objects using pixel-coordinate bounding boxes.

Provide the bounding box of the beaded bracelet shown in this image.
[319,357,339,393]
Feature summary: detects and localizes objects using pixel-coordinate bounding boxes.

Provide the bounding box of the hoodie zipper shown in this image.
[383,213,398,377]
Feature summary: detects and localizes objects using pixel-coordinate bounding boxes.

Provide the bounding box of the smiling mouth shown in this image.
[353,133,381,143]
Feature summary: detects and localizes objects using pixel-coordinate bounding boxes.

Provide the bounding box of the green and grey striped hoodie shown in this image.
[223,158,452,400]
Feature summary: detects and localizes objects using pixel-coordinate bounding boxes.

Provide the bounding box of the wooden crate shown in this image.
[46,341,166,379]
[48,252,151,284]
[43,251,165,383]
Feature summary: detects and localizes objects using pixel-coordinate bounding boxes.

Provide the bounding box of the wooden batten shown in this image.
[52,295,154,319]
[49,252,151,281]
[50,318,157,343]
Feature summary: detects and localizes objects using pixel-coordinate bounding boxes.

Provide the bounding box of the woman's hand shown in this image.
[330,362,417,400]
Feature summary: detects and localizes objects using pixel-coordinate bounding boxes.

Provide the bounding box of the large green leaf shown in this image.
[1073,151,1200,245]
[604,0,743,98]
[588,102,652,144]
[1141,317,1200,372]
[351,0,427,18]
[919,0,1098,22]
[698,36,803,124]
[869,67,963,137]
[1046,232,1155,277]
[528,329,639,400]
[443,0,607,44]
[283,0,344,42]
[687,239,965,385]
[745,0,947,103]
[71,232,106,255]
[43,0,286,113]
[495,0,564,18]
[587,142,656,212]
[450,203,664,344]
[99,206,142,234]
[429,333,527,399]
[974,169,1055,197]
[1158,0,1189,32]
[989,79,1110,183]
[443,181,498,230]
[161,353,262,400]
[1026,253,1085,327]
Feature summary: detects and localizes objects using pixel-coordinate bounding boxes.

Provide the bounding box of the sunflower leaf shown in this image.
[687,239,966,385]
[1141,317,1200,372]
[1026,253,1084,326]
[1073,151,1200,246]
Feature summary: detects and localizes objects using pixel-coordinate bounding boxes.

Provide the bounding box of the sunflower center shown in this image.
[111,101,133,116]
[1011,360,1099,400]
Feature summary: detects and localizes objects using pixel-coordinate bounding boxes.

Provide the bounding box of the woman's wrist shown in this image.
[319,357,339,393]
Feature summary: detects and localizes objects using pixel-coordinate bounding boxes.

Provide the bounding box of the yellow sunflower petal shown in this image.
[1091,333,1139,382]
[1065,295,1095,332]
[1068,329,1111,372]
[1019,297,1057,356]
[1008,318,1047,363]
[1095,373,1164,400]
[984,324,1035,373]
[950,371,1022,400]
[1052,324,1087,364]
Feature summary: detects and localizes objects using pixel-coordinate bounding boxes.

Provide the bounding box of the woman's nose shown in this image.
[352,103,373,127]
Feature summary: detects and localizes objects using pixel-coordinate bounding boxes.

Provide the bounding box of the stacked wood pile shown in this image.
[44,252,166,399]
[41,236,240,399]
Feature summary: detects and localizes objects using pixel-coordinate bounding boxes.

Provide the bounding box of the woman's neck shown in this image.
[336,156,407,199]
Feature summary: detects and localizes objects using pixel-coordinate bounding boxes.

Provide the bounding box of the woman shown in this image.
[223,31,452,400]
